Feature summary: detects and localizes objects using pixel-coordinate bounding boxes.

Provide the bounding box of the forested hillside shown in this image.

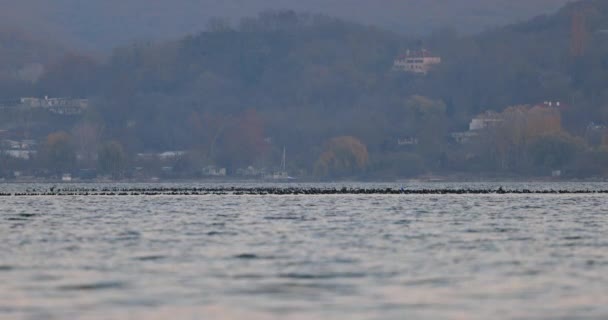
[3,0,608,180]
[0,0,568,50]
[0,27,65,98]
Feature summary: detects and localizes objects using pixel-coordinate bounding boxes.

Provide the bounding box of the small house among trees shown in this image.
[19,97,90,115]
[393,49,441,74]
[469,112,503,131]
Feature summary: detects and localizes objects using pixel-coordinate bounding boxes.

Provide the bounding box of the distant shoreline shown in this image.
[2,175,608,184]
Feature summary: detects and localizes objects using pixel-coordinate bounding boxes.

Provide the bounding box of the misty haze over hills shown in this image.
[4,0,608,181]
[0,0,570,50]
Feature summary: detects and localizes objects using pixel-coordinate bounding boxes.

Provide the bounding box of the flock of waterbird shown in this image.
[0,186,606,197]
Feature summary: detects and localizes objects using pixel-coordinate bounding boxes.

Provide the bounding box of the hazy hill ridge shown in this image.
[4,0,608,179]
[0,0,569,50]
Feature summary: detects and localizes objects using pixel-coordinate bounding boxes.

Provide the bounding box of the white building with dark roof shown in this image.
[393,49,441,74]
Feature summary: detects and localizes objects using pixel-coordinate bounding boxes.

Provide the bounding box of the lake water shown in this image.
[1,182,608,319]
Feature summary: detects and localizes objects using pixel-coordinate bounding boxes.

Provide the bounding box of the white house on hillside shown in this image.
[469,112,503,131]
[393,49,441,74]
[20,96,90,115]
[451,112,503,144]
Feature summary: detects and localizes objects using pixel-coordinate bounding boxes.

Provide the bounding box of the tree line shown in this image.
[2,1,608,179]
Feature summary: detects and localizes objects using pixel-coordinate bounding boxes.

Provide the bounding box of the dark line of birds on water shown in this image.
[0,187,607,197]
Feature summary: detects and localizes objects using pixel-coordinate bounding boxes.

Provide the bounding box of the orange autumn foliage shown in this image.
[315,136,369,177]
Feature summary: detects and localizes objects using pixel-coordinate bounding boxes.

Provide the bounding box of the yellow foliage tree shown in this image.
[490,105,563,169]
[314,136,369,177]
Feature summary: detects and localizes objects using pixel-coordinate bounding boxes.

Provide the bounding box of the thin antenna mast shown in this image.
[281,147,286,172]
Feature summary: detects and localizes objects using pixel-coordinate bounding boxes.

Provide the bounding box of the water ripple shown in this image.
[1,182,608,319]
